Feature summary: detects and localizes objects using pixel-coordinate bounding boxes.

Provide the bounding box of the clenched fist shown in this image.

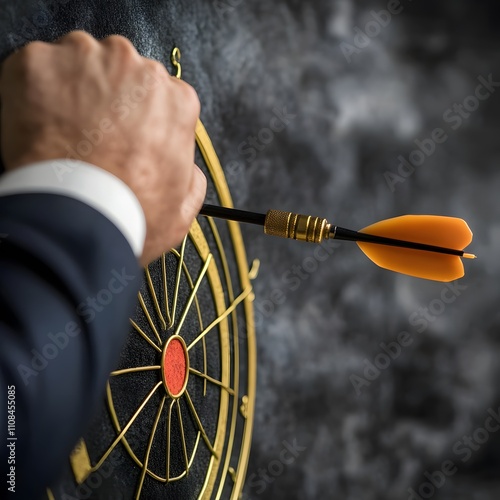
[0,31,206,265]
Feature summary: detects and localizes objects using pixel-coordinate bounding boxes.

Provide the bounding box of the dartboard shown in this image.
[47,53,257,500]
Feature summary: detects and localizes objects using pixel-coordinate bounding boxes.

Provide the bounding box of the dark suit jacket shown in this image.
[0,193,141,499]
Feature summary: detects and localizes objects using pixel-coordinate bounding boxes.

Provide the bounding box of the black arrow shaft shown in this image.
[333,226,464,256]
[199,204,266,226]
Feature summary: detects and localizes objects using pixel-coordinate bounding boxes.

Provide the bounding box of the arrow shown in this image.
[199,205,476,282]
[349,215,474,282]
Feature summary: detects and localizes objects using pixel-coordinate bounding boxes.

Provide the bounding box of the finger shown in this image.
[99,34,142,60]
[169,78,201,131]
[169,77,200,107]
[180,165,207,223]
[53,30,99,49]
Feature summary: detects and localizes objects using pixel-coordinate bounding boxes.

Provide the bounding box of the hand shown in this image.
[0,31,206,265]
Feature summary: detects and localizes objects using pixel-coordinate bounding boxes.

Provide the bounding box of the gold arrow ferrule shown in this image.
[264,210,331,243]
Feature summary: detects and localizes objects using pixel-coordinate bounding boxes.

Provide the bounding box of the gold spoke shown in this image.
[189,367,235,396]
[171,237,187,325]
[172,247,207,394]
[174,254,212,337]
[185,390,218,458]
[135,396,166,500]
[138,292,162,346]
[202,336,207,396]
[187,284,252,352]
[146,266,167,331]
[94,382,162,470]
[176,400,190,475]
[162,253,172,327]
[130,319,162,353]
[111,366,161,377]
[166,399,175,482]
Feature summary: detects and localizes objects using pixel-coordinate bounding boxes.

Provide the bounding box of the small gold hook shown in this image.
[248,259,260,280]
[171,47,182,79]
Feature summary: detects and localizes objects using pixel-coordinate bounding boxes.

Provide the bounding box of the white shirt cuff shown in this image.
[0,160,146,258]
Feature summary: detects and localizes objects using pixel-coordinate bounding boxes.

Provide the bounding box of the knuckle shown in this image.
[170,77,201,123]
[60,30,98,51]
[20,40,47,55]
[145,60,167,80]
[4,41,48,74]
[142,60,168,87]
[101,35,139,60]
[17,40,47,60]
[183,82,201,116]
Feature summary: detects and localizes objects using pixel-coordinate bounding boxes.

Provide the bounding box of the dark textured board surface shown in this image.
[1,1,500,499]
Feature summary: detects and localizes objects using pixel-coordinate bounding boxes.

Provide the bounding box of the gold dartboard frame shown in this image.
[47,76,257,498]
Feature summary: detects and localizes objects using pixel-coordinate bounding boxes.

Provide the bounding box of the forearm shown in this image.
[0,193,141,498]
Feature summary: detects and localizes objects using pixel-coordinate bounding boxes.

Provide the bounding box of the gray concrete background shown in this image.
[1,1,499,499]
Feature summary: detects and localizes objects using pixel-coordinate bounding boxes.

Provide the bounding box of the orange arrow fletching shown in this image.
[357,215,474,282]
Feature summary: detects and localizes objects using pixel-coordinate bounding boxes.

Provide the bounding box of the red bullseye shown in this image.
[162,337,188,397]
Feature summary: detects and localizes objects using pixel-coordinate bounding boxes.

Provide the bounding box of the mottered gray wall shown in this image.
[1,1,499,499]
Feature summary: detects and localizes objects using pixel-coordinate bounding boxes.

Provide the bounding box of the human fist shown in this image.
[0,31,206,265]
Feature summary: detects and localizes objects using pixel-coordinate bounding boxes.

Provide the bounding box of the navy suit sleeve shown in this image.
[0,193,142,499]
